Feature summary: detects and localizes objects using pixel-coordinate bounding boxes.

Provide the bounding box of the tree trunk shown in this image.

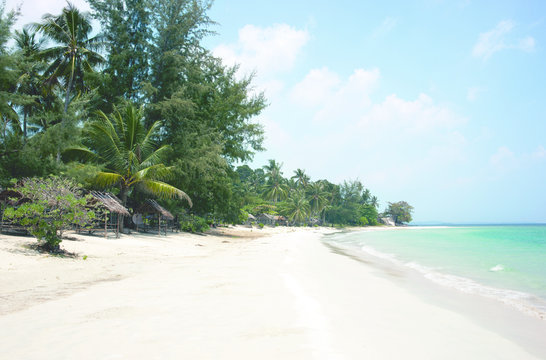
[57,65,75,163]
[64,65,75,114]
[119,184,129,236]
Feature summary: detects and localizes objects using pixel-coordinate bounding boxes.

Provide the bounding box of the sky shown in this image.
[4,0,546,223]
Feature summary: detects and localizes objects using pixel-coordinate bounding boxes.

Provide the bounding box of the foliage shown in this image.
[284,190,310,225]
[385,201,414,225]
[3,176,95,251]
[32,2,105,112]
[67,104,191,206]
[179,214,209,233]
[360,204,378,226]
[238,209,249,224]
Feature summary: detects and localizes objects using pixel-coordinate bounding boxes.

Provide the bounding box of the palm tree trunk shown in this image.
[64,61,75,114]
[118,184,129,236]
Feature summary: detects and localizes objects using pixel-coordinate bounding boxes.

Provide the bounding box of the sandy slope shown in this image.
[0,227,543,359]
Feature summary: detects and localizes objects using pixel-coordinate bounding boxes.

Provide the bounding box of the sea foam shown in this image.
[356,244,546,319]
[490,264,504,272]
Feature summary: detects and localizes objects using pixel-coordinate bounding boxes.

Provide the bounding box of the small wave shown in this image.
[490,264,504,272]
[353,244,546,319]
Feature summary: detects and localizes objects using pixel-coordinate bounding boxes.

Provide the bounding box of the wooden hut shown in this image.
[85,191,131,238]
[135,199,174,235]
[256,214,288,226]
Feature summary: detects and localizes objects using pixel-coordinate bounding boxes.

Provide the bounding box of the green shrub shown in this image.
[258,223,264,229]
[359,216,369,226]
[238,209,249,224]
[180,215,210,233]
[3,177,95,252]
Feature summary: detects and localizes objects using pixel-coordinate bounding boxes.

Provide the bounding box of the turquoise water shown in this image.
[326,226,546,318]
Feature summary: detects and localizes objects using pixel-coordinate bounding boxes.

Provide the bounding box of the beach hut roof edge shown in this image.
[137,199,174,220]
[89,191,131,216]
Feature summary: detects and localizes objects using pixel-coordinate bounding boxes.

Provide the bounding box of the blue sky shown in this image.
[7,0,546,223]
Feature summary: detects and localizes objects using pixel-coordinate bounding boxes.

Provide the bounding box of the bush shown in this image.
[238,209,249,224]
[3,177,95,252]
[180,215,209,233]
[358,216,369,226]
[258,223,264,229]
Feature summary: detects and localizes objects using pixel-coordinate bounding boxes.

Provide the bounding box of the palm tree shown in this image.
[263,159,282,180]
[263,159,288,203]
[370,195,379,209]
[307,181,328,218]
[14,28,44,140]
[286,190,310,225]
[263,176,289,204]
[291,168,309,189]
[361,188,371,205]
[33,2,104,113]
[68,104,192,207]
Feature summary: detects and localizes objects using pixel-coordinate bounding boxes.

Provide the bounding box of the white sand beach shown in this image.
[0,227,545,359]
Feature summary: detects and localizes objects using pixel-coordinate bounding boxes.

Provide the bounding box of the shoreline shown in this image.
[0,226,544,359]
[322,231,546,359]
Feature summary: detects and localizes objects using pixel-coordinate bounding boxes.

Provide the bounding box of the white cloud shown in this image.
[213,24,309,77]
[371,17,397,38]
[6,0,91,29]
[291,67,380,123]
[490,146,516,172]
[472,20,535,60]
[280,68,469,195]
[290,67,340,107]
[358,93,465,135]
[467,86,485,102]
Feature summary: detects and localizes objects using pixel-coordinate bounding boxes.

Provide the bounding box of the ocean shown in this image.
[324,225,546,319]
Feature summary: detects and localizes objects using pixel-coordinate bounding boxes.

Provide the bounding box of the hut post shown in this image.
[158,214,161,235]
[116,214,120,238]
[104,211,108,239]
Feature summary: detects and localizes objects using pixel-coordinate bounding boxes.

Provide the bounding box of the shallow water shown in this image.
[325,225,546,318]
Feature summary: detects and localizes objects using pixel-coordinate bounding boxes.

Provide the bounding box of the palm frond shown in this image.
[93,172,123,188]
[63,146,100,162]
[140,145,171,168]
[140,180,192,207]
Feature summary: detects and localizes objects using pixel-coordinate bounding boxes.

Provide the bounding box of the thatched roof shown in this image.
[137,199,174,220]
[89,191,130,216]
[247,213,256,220]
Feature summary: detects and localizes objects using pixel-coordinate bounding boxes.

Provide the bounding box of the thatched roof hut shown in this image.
[86,192,130,238]
[135,199,174,235]
[88,191,130,216]
[137,199,174,220]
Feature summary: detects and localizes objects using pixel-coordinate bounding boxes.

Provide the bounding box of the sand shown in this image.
[0,226,544,359]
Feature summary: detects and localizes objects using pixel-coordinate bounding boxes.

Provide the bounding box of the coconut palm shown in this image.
[263,159,288,203]
[68,104,191,207]
[263,159,282,180]
[307,181,328,217]
[14,28,45,139]
[33,2,104,113]
[285,190,310,225]
[263,176,289,204]
[291,168,309,189]
[361,188,371,205]
[370,195,379,209]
